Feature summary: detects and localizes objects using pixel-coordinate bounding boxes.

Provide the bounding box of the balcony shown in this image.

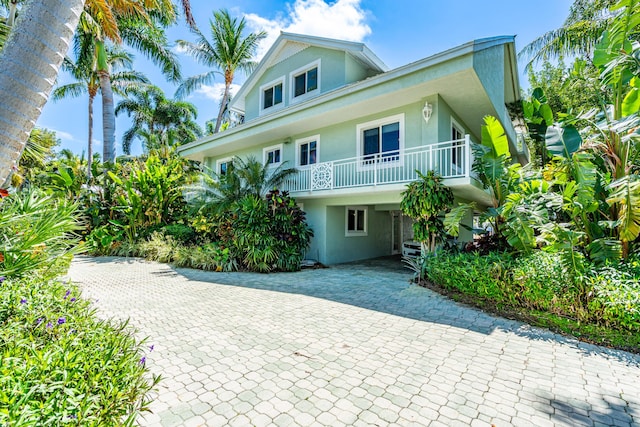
[282,135,473,194]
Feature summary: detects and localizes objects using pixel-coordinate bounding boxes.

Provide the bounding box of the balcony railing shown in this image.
[282,135,472,193]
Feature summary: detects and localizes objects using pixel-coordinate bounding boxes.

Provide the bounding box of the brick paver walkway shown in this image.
[67,256,640,427]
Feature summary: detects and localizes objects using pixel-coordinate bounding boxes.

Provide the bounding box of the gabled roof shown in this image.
[231,32,389,112]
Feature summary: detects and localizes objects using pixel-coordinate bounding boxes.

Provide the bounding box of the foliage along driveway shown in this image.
[67,256,640,426]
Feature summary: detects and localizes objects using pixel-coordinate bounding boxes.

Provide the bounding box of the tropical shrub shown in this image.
[0,277,157,425]
[421,251,640,346]
[0,189,81,279]
[225,191,313,272]
[400,170,453,253]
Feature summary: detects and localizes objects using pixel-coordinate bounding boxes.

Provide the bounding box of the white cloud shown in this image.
[195,83,242,103]
[172,43,190,55]
[245,0,371,61]
[49,129,77,142]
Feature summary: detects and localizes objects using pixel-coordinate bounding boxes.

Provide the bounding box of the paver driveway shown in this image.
[67,256,640,427]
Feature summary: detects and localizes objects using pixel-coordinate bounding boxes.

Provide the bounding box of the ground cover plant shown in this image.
[0,189,158,424]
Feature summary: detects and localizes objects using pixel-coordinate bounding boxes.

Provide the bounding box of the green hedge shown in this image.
[0,277,157,425]
[424,251,640,350]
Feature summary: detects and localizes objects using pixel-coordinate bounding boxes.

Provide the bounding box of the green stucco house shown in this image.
[178,32,523,265]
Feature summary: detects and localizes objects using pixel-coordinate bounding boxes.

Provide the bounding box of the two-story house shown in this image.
[178,32,522,265]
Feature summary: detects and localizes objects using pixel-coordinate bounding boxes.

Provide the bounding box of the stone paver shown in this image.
[67,256,640,426]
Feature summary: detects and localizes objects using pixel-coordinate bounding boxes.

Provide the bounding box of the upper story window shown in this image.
[451,118,464,168]
[356,114,405,165]
[296,135,319,167]
[263,144,283,167]
[260,77,284,114]
[290,60,320,102]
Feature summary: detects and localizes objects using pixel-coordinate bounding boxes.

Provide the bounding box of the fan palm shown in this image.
[176,9,266,133]
[186,156,296,215]
[53,46,148,179]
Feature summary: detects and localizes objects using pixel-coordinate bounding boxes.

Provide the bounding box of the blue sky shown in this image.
[36,0,573,157]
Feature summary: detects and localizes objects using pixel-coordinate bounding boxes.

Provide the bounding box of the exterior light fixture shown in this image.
[422,102,433,124]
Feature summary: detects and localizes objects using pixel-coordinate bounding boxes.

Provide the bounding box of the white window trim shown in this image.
[289,59,321,104]
[259,76,285,115]
[216,156,233,175]
[450,117,465,172]
[356,113,405,170]
[263,143,284,167]
[451,117,465,140]
[295,135,320,168]
[345,206,368,237]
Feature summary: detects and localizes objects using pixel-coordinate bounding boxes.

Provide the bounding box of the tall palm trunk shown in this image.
[214,71,233,133]
[96,40,116,163]
[0,0,85,186]
[6,1,18,27]
[87,92,95,180]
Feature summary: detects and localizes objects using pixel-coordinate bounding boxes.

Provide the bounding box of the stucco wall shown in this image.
[324,205,392,264]
[245,46,357,121]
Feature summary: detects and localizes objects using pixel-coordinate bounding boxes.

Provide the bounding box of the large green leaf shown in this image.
[501,193,537,253]
[622,77,640,116]
[607,176,640,242]
[443,202,476,237]
[545,124,582,158]
[539,104,554,126]
[481,116,510,159]
[587,239,622,265]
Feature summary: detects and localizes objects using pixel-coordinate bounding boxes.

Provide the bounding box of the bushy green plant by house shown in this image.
[0,189,81,279]
[222,190,313,272]
[0,277,158,425]
[400,170,453,254]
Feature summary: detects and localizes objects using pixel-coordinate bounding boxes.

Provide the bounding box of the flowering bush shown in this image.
[0,277,157,424]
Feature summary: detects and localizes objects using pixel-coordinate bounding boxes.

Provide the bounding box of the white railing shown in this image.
[283,135,473,193]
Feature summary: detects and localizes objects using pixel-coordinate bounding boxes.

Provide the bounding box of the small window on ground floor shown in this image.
[345,206,367,236]
[216,157,232,176]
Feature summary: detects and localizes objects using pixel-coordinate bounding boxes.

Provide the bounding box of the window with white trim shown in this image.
[216,157,232,175]
[356,114,404,165]
[451,118,464,168]
[290,60,320,102]
[345,206,367,236]
[296,135,319,167]
[263,144,283,166]
[260,76,284,113]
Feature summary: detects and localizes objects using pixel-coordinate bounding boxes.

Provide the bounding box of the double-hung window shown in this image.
[260,77,284,114]
[263,144,283,167]
[290,60,320,102]
[345,206,367,236]
[357,114,404,165]
[296,135,319,167]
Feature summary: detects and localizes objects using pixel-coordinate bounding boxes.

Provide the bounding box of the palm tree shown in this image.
[519,0,618,69]
[0,0,197,185]
[81,1,182,163]
[115,85,202,154]
[53,45,148,179]
[185,156,296,215]
[0,0,26,27]
[0,0,84,187]
[176,9,266,133]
